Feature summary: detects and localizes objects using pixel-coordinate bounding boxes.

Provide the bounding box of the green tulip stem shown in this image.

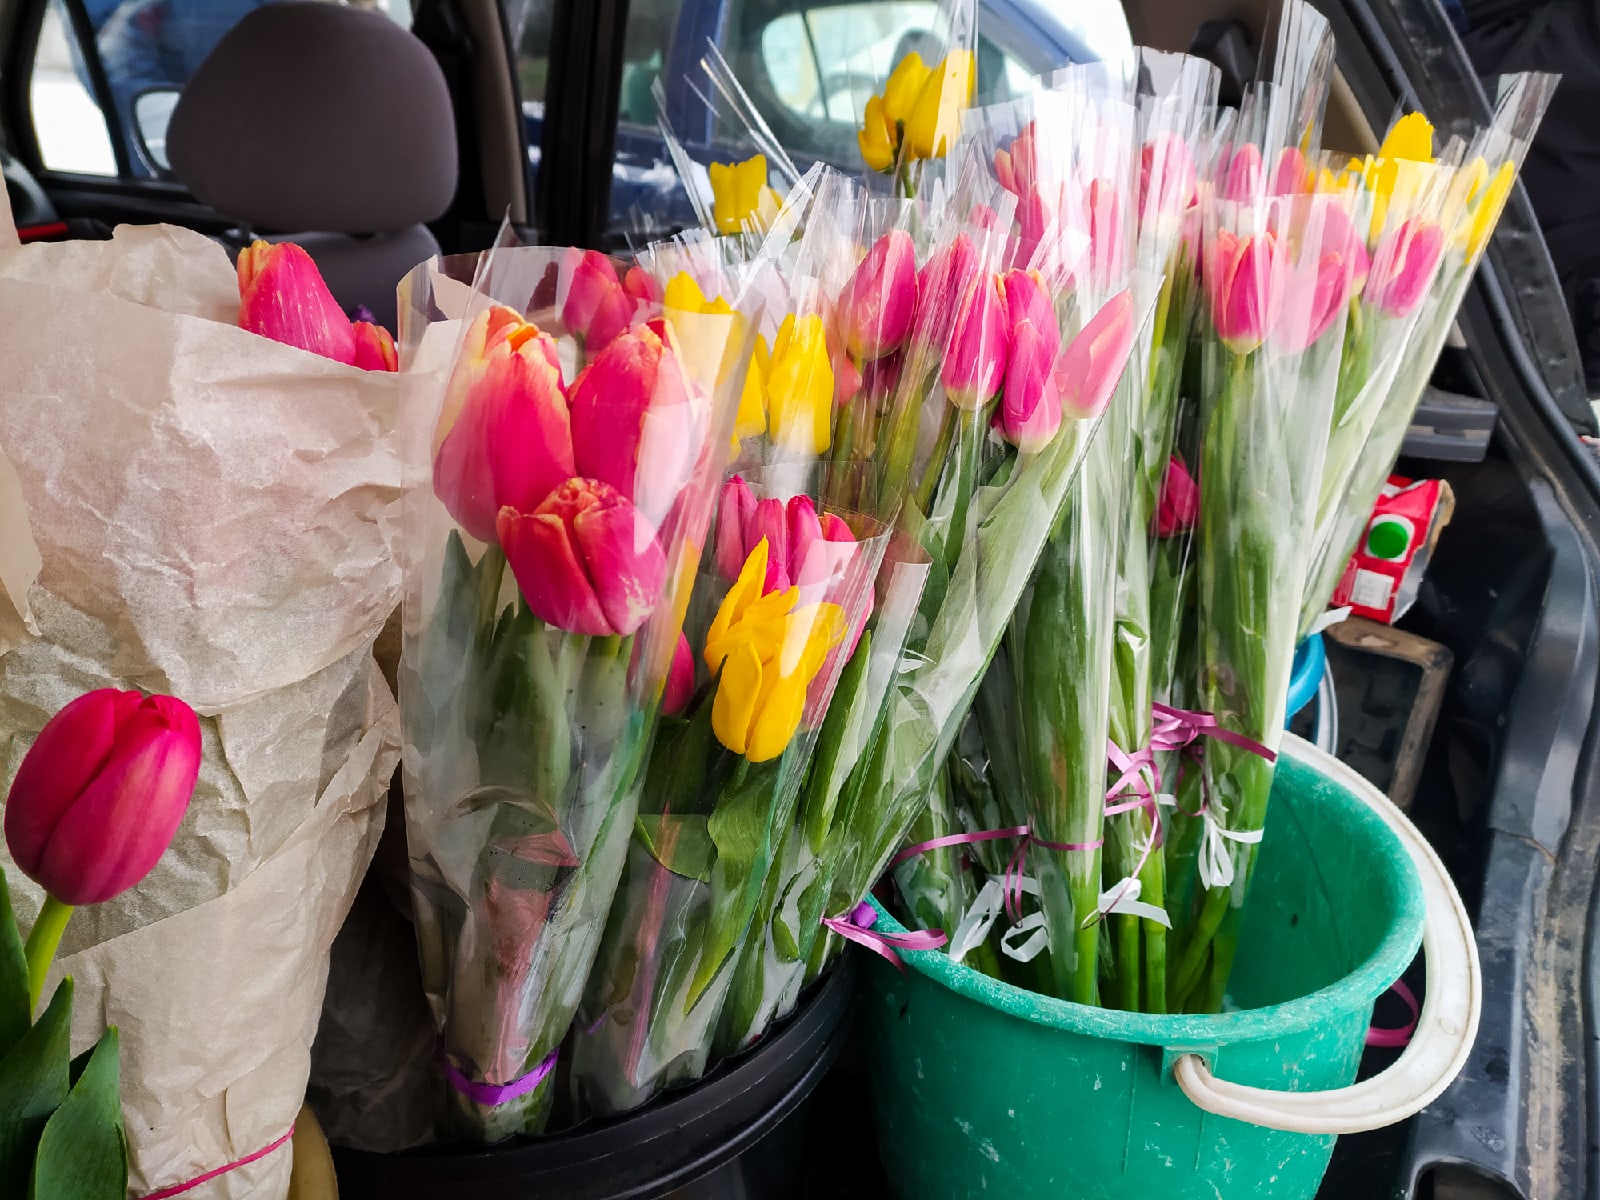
[24,894,74,1013]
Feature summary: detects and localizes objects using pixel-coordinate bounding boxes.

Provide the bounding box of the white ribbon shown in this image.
[1094,877,1173,927]
[1198,812,1264,890]
[946,876,1051,965]
[1306,605,1353,636]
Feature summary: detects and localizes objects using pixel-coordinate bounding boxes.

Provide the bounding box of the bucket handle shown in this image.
[1172,737,1481,1136]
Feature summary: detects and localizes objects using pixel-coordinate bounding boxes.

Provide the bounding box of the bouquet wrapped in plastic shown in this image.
[398,244,757,1140]
[570,470,886,1114]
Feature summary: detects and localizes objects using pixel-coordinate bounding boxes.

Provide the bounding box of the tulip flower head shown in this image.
[1140,133,1197,221]
[1154,455,1200,537]
[763,314,835,455]
[702,539,847,762]
[1222,144,1264,203]
[1458,159,1516,259]
[994,123,1041,199]
[905,50,976,163]
[568,323,703,528]
[237,240,398,370]
[709,155,783,237]
[996,269,1063,453]
[941,272,1010,410]
[1364,218,1446,319]
[1205,228,1284,355]
[6,689,201,906]
[433,306,575,545]
[714,476,861,602]
[1274,200,1370,353]
[1056,288,1137,421]
[911,234,980,354]
[663,633,695,718]
[561,249,653,354]
[498,478,667,637]
[835,230,919,361]
[858,49,975,178]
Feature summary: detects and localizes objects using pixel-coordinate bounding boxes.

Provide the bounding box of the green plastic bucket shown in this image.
[863,749,1429,1200]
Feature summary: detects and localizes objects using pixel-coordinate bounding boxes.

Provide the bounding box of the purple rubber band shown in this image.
[822,901,947,972]
[438,1045,559,1107]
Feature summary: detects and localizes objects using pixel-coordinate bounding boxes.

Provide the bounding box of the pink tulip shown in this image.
[1365,219,1445,319]
[1140,134,1197,220]
[562,248,636,353]
[6,689,201,905]
[749,498,791,592]
[994,123,1040,198]
[836,230,918,360]
[1222,144,1263,202]
[1083,178,1124,291]
[996,270,1063,452]
[833,345,864,407]
[941,273,1010,409]
[788,494,858,593]
[434,328,575,545]
[663,633,695,717]
[1056,289,1137,421]
[567,324,696,529]
[911,234,980,353]
[498,478,666,636]
[1155,455,1199,537]
[714,475,759,581]
[1205,229,1284,355]
[1271,146,1309,196]
[623,266,663,305]
[351,321,398,371]
[237,240,358,365]
[1275,203,1370,353]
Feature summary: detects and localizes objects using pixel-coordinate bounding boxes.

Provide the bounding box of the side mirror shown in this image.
[131,87,182,174]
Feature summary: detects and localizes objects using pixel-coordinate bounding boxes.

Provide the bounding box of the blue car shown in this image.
[521,0,1107,238]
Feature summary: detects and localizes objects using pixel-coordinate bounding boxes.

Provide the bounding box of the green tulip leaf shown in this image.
[29,1027,125,1200]
[0,872,33,1062]
[0,978,73,1194]
[689,761,779,1008]
[635,816,715,884]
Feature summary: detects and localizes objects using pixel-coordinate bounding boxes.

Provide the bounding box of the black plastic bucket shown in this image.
[330,955,858,1199]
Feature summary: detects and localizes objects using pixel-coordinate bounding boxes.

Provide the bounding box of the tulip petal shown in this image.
[705,539,770,668]
[237,240,359,365]
[711,640,764,757]
[745,672,806,763]
[714,476,757,581]
[663,633,695,717]
[499,506,611,635]
[572,492,667,636]
[351,321,399,371]
[1057,289,1136,421]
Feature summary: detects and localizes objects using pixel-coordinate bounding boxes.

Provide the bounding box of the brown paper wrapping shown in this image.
[0,224,410,1198]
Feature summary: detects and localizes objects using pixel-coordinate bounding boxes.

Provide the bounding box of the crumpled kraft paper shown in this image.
[0,441,39,657]
[0,224,411,1198]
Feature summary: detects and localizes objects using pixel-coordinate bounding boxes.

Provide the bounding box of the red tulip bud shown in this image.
[663,633,694,717]
[237,240,358,365]
[498,478,667,636]
[6,689,201,905]
[567,324,698,529]
[1155,455,1200,537]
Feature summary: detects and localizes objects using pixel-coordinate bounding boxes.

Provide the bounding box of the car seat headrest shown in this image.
[168,1,457,233]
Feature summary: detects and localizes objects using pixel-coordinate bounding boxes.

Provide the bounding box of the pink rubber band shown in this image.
[1366,979,1420,1048]
[142,1127,296,1199]
[890,825,1029,869]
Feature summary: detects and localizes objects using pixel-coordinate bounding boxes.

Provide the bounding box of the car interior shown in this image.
[4,0,1600,1197]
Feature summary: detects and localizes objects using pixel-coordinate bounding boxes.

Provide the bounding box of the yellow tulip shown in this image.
[1378,112,1435,164]
[1461,159,1516,259]
[732,334,771,453]
[858,94,899,173]
[663,270,742,392]
[763,314,834,455]
[905,51,975,162]
[882,51,933,124]
[709,154,781,236]
[704,539,846,762]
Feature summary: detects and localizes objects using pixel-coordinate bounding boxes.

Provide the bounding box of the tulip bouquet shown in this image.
[398,245,756,1139]
[1298,74,1555,635]
[0,688,200,1200]
[569,474,886,1114]
[0,218,403,1197]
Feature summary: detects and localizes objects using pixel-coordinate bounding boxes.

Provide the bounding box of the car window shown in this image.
[28,0,412,179]
[594,0,1132,240]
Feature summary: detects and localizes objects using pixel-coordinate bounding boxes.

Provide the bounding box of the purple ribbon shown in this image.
[437,1044,559,1107]
[1366,979,1420,1048]
[1151,702,1278,762]
[889,825,1030,870]
[822,901,947,972]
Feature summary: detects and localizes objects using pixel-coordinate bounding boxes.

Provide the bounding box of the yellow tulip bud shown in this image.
[709,154,776,236]
[764,314,834,455]
[1462,160,1516,259]
[905,51,975,162]
[1378,112,1435,164]
[882,51,933,124]
[858,94,898,174]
